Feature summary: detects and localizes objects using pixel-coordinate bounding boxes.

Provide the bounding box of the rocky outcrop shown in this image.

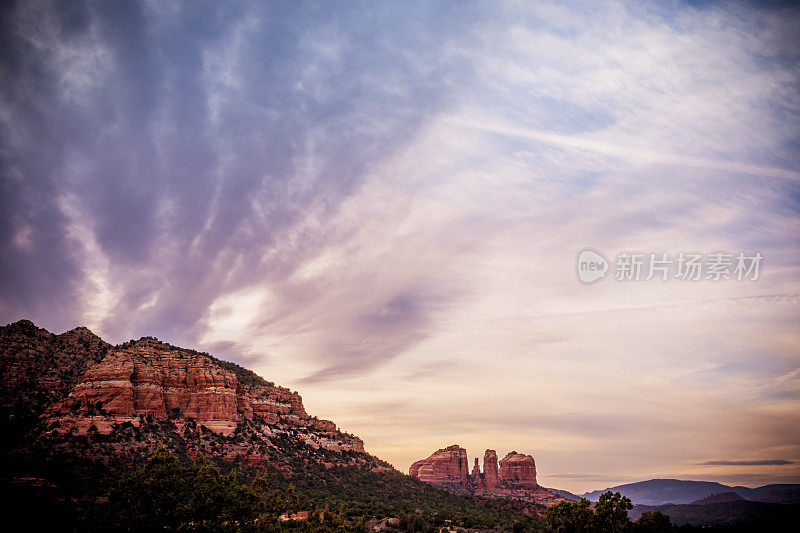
[472,458,485,490]
[1,320,110,407]
[499,451,537,489]
[48,336,364,452]
[56,338,242,435]
[0,320,364,457]
[409,444,469,485]
[410,445,548,503]
[484,449,500,490]
[0,320,111,447]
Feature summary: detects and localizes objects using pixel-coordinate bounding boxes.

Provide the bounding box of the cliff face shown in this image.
[0,320,364,472]
[409,445,469,485]
[410,445,555,505]
[51,336,362,453]
[499,451,537,489]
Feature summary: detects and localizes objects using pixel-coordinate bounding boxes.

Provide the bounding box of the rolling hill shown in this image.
[582,478,800,506]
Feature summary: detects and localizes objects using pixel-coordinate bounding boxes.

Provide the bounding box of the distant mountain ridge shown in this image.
[582,478,800,505]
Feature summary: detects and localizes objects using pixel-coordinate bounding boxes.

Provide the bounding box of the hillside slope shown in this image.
[0,320,546,530]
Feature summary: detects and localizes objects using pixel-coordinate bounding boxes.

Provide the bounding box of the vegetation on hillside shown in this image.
[94,447,548,532]
[7,440,800,532]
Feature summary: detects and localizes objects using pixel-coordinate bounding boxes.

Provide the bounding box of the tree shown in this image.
[545,498,594,533]
[399,510,428,532]
[594,491,633,533]
[105,447,272,530]
[634,510,672,532]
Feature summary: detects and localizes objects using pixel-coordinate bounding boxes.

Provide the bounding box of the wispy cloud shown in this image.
[1,0,799,493]
[700,460,795,466]
[446,117,800,182]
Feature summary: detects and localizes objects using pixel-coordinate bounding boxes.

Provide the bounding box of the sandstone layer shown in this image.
[50,336,360,450]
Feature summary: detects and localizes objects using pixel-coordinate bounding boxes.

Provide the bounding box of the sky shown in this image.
[1,0,799,493]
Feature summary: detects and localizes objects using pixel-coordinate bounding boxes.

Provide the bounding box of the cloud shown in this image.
[700,460,795,466]
[543,473,636,482]
[1,0,800,493]
[446,116,800,182]
[0,0,470,347]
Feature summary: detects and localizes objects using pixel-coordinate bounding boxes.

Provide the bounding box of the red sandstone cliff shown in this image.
[50,336,362,454]
[0,320,364,467]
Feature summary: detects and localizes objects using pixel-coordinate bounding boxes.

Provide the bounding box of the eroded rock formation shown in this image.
[409,444,469,485]
[48,336,364,452]
[1,320,110,411]
[410,445,550,503]
[499,451,537,489]
[484,449,499,490]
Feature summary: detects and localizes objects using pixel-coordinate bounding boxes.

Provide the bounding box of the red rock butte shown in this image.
[499,450,538,489]
[410,445,557,504]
